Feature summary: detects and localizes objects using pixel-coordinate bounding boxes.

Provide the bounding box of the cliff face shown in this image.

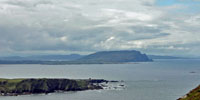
[178,85,200,100]
[0,78,107,96]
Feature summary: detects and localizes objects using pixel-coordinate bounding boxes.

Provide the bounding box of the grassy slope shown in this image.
[0,78,24,91]
[178,85,200,100]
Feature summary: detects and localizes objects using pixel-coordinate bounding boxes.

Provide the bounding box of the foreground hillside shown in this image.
[178,85,200,100]
[0,78,108,96]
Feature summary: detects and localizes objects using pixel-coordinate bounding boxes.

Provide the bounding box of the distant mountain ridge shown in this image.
[0,54,83,61]
[76,50,152,63]
[0,50,152,64]
[0,52,189,62]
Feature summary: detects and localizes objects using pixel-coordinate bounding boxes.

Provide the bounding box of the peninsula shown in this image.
[0,78,110,96]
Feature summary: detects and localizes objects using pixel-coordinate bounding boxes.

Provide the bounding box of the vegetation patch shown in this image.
[178,85,200,100]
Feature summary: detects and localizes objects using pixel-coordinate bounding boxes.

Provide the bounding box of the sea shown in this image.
[0,59,200,100]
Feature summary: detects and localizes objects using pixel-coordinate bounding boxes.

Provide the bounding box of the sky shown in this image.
[0,0,200,57]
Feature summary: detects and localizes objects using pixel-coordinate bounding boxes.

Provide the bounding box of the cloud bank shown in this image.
[0,0,200,56]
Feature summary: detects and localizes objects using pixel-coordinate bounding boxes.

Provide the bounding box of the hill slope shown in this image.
[178,85,200,100]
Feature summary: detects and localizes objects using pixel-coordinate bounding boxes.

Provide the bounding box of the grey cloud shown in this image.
[3,0,52,8]
[0,0,199,56]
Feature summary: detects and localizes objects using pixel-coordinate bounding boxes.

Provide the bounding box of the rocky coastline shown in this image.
[0,78,115,96]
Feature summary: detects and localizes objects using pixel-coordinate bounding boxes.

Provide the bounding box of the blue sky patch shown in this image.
[156,0,178,6]
[156,0,200,6]
[156,0,200,13]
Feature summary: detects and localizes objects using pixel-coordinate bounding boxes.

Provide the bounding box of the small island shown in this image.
[0,78,111,96]
[178,85,200,100]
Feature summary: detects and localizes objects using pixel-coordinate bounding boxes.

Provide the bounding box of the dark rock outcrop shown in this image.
[0,78,108,96]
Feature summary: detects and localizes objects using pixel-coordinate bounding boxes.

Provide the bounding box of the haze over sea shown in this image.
[0,59,199,100]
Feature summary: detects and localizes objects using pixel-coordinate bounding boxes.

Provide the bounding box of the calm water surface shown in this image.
[0,59,200,100]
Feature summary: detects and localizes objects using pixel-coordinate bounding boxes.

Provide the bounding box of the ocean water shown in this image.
[0,59,200,100]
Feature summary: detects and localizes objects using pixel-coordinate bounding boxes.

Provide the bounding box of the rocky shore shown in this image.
[0,78,113,96]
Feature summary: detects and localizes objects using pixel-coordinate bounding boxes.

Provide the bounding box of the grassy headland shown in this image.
[178,85,200,100]
[0,78,108,96]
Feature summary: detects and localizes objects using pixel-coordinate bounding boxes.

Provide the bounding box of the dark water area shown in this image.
[0,59,200,100]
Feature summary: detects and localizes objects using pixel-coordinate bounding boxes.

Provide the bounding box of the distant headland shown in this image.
[75,50,152,63]
[0,50,153,64]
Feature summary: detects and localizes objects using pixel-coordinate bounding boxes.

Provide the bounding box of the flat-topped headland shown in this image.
[0,78,113,96]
